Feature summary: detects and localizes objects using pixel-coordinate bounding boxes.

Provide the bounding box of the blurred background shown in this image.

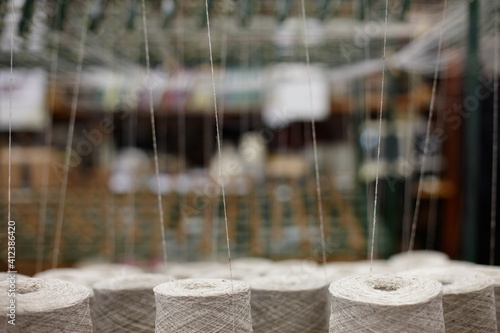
[0,0,499,274]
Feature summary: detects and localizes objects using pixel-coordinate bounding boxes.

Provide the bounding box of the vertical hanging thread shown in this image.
[329,274,445,333]
[300,0,327,276]
[408,0,448,254]
[369,0,389,270]
[154,278,252,332]
[140,0,168,263]
[52,0,92,268]
[204,0,234,285]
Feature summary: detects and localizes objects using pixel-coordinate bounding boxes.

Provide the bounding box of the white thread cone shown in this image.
[154,278,253,332]
[388,250,450,271]
[35,268,102,289]
[404,267,498,332]
[473,265,500,331]
[250,274,329,332]
[92,273,172,332]
[155,261,226,279]
[0,278,92,333]
[329,274,445,333]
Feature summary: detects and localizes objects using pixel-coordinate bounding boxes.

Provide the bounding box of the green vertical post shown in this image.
[126,0,138,31]
[400,0,411,21]
[54,0,71,31]
[359,0,365,20]
[319,0,330,21]
[463,0,480,261]
[18,0,35,37]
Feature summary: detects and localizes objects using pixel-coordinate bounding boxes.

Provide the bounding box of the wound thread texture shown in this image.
[0,278,92,333]
[92,273,172,332]
[154,278,253,332]
[250,274,329,332]
[473,265,500,331]
[329,274,445,333]
[404,267,497,333]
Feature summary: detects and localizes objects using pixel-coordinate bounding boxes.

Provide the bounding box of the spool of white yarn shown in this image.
[34,268,102,289]
[264,259,318,277]
[154,278,252,332]
[231,257,273,276]
[156,261,226,279]
[324,260,393,280]
[473,265,500,331]
[77,263,144,276]
[203,268,259,281]
[403,267,497,332]
[232,257,273,266]
[0,278,92,333]
[250,274,329,332]
[92,273,172,332]
[388,250,450,271]
[329,274,445,333]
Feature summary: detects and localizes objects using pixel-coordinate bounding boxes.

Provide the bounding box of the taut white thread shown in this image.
[52,0,91,268]
[154,278,252,332]
[300,0,327,278]
[204,0,234,287]
[408,0,448,254]
[141,0,168,263]
[369,0,389,271]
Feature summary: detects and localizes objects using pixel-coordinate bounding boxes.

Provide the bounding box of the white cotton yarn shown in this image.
[473,265,500,331]
[154,278,253,332]
[263,259,319,277]
[250,274,329,332]
[203,267,260,281]
[77,263,144,277]
[324,260,393,280]
[92,273,172,332]
[388,250,450,271]
[155,261,226,279]
[403,267,497,332]
[231,257,273,276]
[34,268,101,290]
[0,278,92,333]
[329,274,445,333]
